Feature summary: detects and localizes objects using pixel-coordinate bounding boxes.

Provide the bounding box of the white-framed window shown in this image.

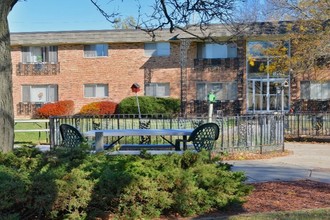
[84,44,108,57]
[22,46,58,63]
[22,84,58,103]
[84,84,108,98]
[144,42,170,57]
[197,43,237,59]
[300,81,330,100]
[196,82,237,101]
[145,83,170,97]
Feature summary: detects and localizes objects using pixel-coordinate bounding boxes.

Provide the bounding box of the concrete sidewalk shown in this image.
[227,142,330,183]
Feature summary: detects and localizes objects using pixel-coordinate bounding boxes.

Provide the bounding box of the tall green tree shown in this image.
[0,0,18,153]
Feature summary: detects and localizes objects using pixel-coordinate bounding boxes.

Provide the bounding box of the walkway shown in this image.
[227,142,330,183]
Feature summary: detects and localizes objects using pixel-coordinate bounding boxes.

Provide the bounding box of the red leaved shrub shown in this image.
[35,100,74,118]
[79,101,118,115]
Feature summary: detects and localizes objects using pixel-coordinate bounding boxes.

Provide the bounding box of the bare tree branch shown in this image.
[90,0,241,38]
[90,0,120,23]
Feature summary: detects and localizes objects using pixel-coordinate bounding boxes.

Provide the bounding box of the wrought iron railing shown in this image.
[193,58,239,69]
[284,112,330,139]
[16,62,60,76]
[49,114,285,153]
[16,102,43,116]
[184,100,241,116]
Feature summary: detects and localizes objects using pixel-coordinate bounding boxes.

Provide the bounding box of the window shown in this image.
[145,83,170,97]
[22,85,58,103]
[84,84,108,98]
[197,43,237,59]
[84,44,108,57]
[247,41,290,76]
[144,42,170,57]
[247,41,290,57]
[301,81,330,100]
[22,46,58,63]
[196,82,237,101]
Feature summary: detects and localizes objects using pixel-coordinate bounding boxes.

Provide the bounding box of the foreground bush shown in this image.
[117,96,180,115]
[79,101,118,115]
[0,147,252,219]
[35,100,74,118]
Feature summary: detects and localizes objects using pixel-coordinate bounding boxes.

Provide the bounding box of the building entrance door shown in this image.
[248,78,289,113]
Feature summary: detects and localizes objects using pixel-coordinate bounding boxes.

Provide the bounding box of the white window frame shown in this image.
[22,84,58,103]
[144,42,170,57]
[84,84,109,98]
[301,81,330,100]
[84,44,108,57]
[196,82,237,101]
[22,46,58,63]
[145,83,170,97]
[197,43,237,59]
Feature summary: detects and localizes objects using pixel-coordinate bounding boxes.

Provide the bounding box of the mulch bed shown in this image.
[181,179,330,219]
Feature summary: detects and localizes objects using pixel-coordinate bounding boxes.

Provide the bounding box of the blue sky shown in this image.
[8,0,146,32]
[8,0,259,33]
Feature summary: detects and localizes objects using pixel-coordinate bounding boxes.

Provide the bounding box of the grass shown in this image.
[221,208,330,220]
[14,121,49,145]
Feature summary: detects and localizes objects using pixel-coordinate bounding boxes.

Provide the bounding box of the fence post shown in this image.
[281,114,285,152]
[49,117,55,149]
[297,114,300,138]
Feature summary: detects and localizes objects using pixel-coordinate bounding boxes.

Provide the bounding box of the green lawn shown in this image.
[14,120,50,145]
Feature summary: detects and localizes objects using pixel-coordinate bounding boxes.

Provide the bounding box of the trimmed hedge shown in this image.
[79,101,118,115]
[35,100,74,118]
[0,147,252,219]
[117,96,180,115]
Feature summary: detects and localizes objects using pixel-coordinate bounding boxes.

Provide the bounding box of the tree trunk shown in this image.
[0,1,18,153]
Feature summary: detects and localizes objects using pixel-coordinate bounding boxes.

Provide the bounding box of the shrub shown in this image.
[0,165,30,216]
[117,96,180,115]
[0,148,252,219]
[79,101,118,115]
[35,100,74,118]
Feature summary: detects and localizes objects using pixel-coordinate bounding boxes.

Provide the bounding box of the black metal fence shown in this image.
[284,112,330,140]
[49,114,285,153]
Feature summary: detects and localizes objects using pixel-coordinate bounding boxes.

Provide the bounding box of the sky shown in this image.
[8,0,262,33]
[8,0,148,33]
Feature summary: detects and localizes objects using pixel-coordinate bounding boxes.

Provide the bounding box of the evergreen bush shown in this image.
[0,147,252,219]
[117,96,180,115]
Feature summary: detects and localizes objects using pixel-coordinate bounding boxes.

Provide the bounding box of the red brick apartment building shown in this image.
[10,24,330,118]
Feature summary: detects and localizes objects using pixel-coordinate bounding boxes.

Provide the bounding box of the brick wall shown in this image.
[12,41,245,118]
[12,42,186,118]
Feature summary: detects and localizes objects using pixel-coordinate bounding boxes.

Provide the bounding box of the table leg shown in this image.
[95,132,104,152]
[183,135,187,151]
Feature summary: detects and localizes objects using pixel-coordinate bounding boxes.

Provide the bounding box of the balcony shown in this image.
[193,58,239,69]
[17,102,43,116]
[16,62,60,76]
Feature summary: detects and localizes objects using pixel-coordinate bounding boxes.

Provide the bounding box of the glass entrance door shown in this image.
[248,78,289,112]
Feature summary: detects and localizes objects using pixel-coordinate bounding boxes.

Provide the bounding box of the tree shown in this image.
[259,0,329,78]
[91,0,241,34]
[0,0,18,153]
[112,16,136,29]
